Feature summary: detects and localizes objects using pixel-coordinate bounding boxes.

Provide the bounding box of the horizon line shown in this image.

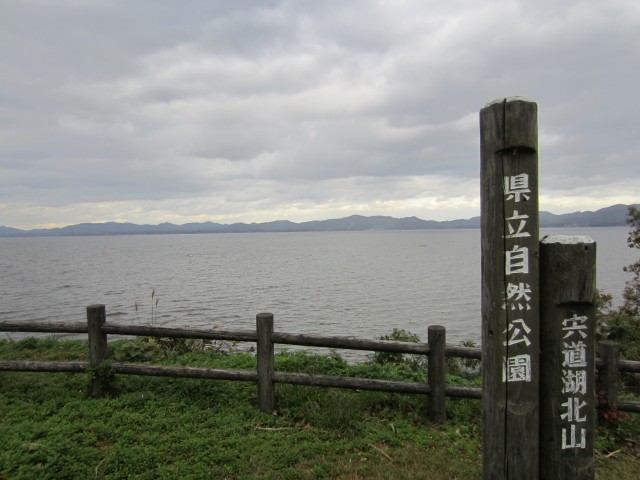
[2,203,636,233]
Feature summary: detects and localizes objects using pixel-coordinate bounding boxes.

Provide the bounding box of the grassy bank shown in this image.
[0,338,638,479]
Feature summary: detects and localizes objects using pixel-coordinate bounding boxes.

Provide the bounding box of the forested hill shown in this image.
[0,204,637,237]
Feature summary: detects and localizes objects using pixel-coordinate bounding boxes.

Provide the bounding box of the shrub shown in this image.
[596,206,640,393]
[370,328,424,368]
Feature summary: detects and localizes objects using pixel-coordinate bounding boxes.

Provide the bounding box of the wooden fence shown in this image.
[0,305,638,423]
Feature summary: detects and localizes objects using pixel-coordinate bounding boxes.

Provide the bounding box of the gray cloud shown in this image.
[0,0,638,228]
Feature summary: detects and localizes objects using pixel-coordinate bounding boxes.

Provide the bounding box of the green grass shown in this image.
[0,338,638,479]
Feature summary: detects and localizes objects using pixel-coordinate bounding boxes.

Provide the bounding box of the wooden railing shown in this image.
[1,305,638,423]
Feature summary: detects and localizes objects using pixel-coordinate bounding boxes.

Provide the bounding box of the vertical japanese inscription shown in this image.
[560,314,589,449]
[502,170,537,384]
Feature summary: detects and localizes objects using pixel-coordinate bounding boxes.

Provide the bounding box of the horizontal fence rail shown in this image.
[0,321,89,334]
[0,306,638,418]
[0,321,482,358]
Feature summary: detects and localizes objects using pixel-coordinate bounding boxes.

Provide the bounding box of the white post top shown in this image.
[541,235,595,245]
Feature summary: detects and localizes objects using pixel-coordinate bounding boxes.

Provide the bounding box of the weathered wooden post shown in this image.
[539,236,596,479]
[256,312,275,412]
[480,97,540,479]
[598,340,619,419]
[87,304,108,397]
[428,325,446,423]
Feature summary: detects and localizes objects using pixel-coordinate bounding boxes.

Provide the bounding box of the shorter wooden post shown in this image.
[539,236,596,479]
[428,325,446,423]
[598,340,619,420]
[87,304,108,398]
[256,312,275,412]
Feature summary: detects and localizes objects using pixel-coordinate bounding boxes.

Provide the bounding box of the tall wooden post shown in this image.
[256,312,275,412]
[481,97,540,479]
[87,304,108,398]
[539,236,596,479]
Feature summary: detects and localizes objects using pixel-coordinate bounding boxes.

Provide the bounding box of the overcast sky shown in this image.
[1,0,638,229]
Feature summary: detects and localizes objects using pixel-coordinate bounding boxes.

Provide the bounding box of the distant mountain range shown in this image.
[0,204,637,238]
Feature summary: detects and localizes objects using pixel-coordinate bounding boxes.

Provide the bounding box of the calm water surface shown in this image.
[0,228,635,353]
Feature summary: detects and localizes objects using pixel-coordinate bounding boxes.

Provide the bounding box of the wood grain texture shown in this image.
[428,325,446,422]
[256,312,275,412]
[539,237,596,479]
[481,97,539,479]
[87,304,108,397]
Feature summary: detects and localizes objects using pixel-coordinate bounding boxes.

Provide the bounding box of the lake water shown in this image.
[0,228,635,355]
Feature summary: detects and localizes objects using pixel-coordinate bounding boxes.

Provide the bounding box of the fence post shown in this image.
[598,340,619,420]
[87,304,108,398]
[256,312,275,412]
[480,97,540,479]
[539,236,596,479]
[428,325,446,422]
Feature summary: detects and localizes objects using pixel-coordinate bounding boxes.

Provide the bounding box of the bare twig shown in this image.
[605,449,623,459]
[255,425,294,431]
[369,443,393,461]
[95,456,108,478]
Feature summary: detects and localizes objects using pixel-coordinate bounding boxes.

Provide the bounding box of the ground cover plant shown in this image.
[1,337,638,479]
